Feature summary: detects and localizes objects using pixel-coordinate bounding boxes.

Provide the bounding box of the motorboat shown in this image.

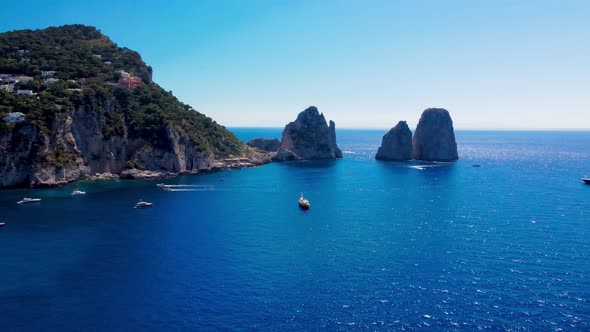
[156,183,168,188]
[0,222,5,227]
[17,197,41,204]
[582,178,590,185]
[71,190,86,195]
[298,193,310,210]
[135,200,153,208]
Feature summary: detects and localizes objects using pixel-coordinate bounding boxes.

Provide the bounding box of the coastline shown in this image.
[0,152,274,190]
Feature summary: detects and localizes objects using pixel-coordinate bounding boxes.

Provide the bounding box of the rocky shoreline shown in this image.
[4,151,273,188]
[1,105,460,189]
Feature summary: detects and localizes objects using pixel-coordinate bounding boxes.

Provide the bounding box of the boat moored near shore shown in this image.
[135,200,153,208]
[17,198,41,204]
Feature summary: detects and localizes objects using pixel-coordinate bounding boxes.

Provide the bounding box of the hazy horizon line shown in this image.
[228,126,590,132]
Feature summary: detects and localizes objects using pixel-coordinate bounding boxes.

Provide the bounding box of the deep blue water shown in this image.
[1,129,589,331]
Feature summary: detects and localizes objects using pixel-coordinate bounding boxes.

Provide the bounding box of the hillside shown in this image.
[0,25,268,187]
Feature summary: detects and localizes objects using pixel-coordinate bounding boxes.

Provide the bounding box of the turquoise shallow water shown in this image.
[0,129,589,331]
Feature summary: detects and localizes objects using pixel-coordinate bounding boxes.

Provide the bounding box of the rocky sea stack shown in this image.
[273,106,342,161]
[375,121,412,161]
[412,108,458,161]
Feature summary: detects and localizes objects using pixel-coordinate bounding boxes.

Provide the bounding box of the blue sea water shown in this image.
[0,129,589,331]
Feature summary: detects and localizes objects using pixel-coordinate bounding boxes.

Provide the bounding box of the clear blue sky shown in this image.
[1,0,589,129]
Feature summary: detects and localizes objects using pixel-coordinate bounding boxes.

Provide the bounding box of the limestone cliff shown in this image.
[0,99,271,187]
[412,108,458,161]
[273,106,342,161]
[375,121,412,161]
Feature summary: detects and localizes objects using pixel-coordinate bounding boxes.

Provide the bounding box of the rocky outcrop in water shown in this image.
[375,121,412,161]
[412,108,458,161]
[273,106,342,161]
[246,138,281,152]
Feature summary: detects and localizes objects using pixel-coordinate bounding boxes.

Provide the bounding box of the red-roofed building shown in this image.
[118,76,142,89]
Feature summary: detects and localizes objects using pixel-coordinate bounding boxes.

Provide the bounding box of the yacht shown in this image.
[0,222,5,227]
[71,190,86,195]
[298,193,310,210]
[582,178,590,185]
[135,200,153,208]
[17,197,41,204]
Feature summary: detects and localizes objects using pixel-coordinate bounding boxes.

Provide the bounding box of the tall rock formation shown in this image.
[412,108,458,161]
[375,121,412,161]
[273,106,342,161]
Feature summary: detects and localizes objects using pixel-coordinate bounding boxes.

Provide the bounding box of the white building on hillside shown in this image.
[119,70,130,78]
[11,76,33,83]
[0,84,14,92]
[42,71,56,77]
[3,112,25,123]
[17,89,34,96]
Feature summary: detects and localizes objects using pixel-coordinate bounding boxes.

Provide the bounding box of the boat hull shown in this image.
[298,203,310,210]
[135,203,153,208]
[298,199,310,210]
[17,199,41,204]
[583,178,590,185]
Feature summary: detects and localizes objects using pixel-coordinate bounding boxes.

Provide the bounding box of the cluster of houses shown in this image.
[1,67,143,96]
[0,71,64,96]
[1,67,145,125]
[0,73,33,95]
[117,70,142,89]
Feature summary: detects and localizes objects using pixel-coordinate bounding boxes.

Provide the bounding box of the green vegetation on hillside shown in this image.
[0,24,151,82]
[0,24,243,157]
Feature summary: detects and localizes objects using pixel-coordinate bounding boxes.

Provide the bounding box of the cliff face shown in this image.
[375,121,412,161]
[273,106,342,161]
[0,100,240,187]
[412,108,458,161]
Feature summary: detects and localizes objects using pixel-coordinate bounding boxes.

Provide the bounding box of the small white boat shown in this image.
[156,183,168,188]
[135,200,153,208]
[17,197,41,204]
[0,222,5,227]
[71,190,86,195]
[582,178,590,185]
[298,193,310,210]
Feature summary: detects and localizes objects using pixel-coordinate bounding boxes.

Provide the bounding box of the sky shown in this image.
[1,0,589,129]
